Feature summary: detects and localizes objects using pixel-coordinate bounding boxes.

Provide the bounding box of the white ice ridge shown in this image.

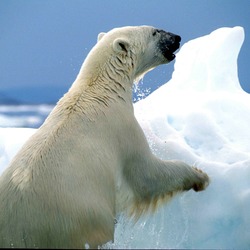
[0,26,249,248]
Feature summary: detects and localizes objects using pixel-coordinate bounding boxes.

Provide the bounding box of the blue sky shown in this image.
[0,0,250,103]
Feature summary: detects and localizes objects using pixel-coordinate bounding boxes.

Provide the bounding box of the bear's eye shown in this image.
[152,31,157,36]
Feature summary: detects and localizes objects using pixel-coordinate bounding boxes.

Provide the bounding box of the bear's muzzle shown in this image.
[157,29,181,61]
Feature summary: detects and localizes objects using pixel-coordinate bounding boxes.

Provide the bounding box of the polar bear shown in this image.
[0,26,209,248]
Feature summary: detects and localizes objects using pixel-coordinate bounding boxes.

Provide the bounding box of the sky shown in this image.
[0,0,250,104]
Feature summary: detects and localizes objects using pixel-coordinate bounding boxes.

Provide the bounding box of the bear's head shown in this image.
[96,26,181,81]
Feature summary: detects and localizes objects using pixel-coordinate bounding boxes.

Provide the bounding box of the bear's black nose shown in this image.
[173,34,181,43]
[166,32,181,44]
[156,29,181,44]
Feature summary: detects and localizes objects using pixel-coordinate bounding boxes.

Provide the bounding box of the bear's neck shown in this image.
[51,54,135,122]
[72,54,134,105]
[41,52,135,131]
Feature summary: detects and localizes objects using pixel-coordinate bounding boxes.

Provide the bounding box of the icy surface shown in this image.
[0,105,53,128]
[0,27,250,248]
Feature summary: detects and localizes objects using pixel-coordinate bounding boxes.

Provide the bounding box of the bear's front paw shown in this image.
[192,167,210,192]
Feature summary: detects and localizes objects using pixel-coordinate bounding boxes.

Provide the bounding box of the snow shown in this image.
[0,26,250,248]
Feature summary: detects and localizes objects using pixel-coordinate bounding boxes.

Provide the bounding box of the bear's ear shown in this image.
[113,38,130,54]
[97,32,106,42]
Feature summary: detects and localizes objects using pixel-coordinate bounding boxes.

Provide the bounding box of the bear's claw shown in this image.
[192,167,210,192]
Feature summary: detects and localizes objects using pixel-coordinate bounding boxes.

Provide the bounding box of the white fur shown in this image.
[0,26,209,248]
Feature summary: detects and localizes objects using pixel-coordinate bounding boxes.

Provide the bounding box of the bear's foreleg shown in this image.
[124,155,209,218]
